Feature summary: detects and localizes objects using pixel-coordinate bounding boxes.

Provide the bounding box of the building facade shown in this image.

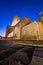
[21,21,43,40]
[12,16,20,26]
[5,12,43,40]
[5,16,30,40]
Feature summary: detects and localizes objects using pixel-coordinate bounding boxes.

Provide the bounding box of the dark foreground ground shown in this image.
[0,40,43,65]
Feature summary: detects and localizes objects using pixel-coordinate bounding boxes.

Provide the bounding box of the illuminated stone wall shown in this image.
[13,23,21,39]
[22,21,43,40]
[12,16,20,26]
[5,26,14,38]
[21,17,30,27]
[7,31,13,37]
[6,17,30,40]
[6,22,21,40]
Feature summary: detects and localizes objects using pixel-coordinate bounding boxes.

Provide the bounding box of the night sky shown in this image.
[0,0,43,36]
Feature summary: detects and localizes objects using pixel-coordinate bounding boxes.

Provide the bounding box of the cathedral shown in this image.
[5,12,43,40]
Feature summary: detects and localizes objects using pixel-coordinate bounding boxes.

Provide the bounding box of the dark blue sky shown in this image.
[0,0,43,36]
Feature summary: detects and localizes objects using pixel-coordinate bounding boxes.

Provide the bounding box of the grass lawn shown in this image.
[12,40,43,47]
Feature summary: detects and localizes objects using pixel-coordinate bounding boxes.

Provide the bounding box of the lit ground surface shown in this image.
[11,40,43,65]
[0,40,43,65]
[29,56,43,65]
[12,40,43,47]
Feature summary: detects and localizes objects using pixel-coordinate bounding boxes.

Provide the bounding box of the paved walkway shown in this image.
[30,56,43,65]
